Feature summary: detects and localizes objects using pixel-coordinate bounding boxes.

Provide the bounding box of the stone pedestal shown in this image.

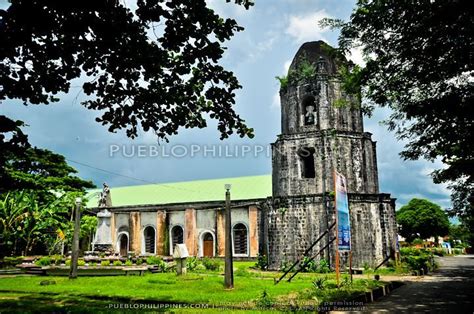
[93,209,113,252]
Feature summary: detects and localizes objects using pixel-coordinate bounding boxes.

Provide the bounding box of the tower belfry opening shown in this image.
[298,147,316,178]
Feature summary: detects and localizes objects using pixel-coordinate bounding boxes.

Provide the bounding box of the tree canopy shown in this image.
[323,0,473,244]
[397,198,450,242]
[1,147,95,198]
[1,0,254,161]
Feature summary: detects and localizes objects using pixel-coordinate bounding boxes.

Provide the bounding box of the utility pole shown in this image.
[69,197,82,279]
[321,131,331,268]
[224,184,234,289]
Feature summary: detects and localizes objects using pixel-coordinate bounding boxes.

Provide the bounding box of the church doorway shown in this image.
[118,233,129,256]
[202,232,214,257]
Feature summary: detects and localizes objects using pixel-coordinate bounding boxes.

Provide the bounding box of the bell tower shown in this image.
[268,41,397,269]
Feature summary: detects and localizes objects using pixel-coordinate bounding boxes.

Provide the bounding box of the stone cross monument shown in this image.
[93,183,113,252]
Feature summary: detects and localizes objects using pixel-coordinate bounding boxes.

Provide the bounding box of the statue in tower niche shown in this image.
[304,104,315,125]
[267,41,397,270]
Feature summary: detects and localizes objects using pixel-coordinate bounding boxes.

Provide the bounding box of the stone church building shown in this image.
[90,41,397,269]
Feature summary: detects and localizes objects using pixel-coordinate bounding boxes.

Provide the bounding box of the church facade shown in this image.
[91,41,397,269]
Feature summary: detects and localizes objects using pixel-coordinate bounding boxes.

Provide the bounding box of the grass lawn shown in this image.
[0,262,385,312]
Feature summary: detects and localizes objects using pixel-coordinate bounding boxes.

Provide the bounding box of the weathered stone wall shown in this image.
[272,132,379,197]
[266,194,397,269]
[268,40,397,270]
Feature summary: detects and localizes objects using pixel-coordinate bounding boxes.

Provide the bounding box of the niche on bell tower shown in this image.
[301,95,318,127]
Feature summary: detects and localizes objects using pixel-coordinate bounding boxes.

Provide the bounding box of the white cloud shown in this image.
[283,59,292,74]
[347,47,365,66]
[285,10,332,43]
[271,91,280,109]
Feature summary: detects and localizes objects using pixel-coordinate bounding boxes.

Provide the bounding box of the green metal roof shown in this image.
[86,174,272,208]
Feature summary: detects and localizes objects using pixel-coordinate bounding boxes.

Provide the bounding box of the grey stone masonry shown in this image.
[267,41,397,270]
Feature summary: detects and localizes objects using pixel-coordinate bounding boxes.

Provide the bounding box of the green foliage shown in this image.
[448,180,474,247]
[235,265,251,277]
[397,198,450,242]
[2,147,95,197]
[202,258,221,271]
[112,260,123,267]
[327,0,474,222]
[275,75,289,90]
[135,258,144,265]
[1,256,24,268]
[65,259,71,266]
[255,254,268,270]
[275,56,317,90]
[0,0,254,147]
[0,271,385,311]
[77,259,85,266]
[146,256,163,266]
[317,259,331,274]
[124,260,133,266]
[35,257,51,267]
[255,290,274,309]
[313,277,327,290]
[186,257,199,271]
[0,191,80,257]
[400,248,436,272]
[300,256,318,273]
[146,256,167,272]
[100,260,110,267]
[279,260,292,273]
[298,59,317,81]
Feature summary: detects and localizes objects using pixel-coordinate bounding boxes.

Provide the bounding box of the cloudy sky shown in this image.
[1,0,451,209]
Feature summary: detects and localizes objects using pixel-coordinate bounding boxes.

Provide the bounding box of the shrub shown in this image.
[146,256,167,272]
[313,277,327,290]
[301,256,318,273]
[255,290,274,309]
[35,257,52,266]
[279,260,293,273]
[400,247,435,272]
[100,260,111,266]
[113,260,123,266]
[50,255,62,266]
[2,256,24,268]
[65,259,71,266]
[202,258,221,271]
[135,258,144,265]
[124,260,133,266]
[186,257,199,271]
[77,259,86,266]
[146,256,162,265]
[255,254,268,270]
[317,259,331,273]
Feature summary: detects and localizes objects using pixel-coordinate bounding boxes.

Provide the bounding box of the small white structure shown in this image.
[173,244,189,275]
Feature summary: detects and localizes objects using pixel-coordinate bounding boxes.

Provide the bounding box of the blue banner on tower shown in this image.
[335,172,351,251]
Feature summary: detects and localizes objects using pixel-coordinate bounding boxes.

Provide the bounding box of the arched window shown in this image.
[233,223,248,255]
[302,95,317,126]
[171,225,184,253]
[298,147,316,178]
[143,226,155,254]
